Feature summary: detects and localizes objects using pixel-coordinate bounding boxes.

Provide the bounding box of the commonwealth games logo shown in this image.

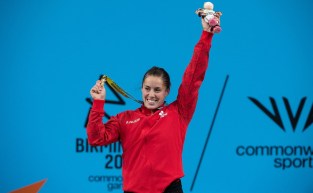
[235,97,313,170]
[248,97,313,132]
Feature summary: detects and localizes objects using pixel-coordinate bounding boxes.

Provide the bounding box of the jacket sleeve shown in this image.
[87,99,120,146]
[177,31,213,124]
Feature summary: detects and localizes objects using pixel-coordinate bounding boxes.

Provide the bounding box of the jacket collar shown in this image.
[140,103,166,116]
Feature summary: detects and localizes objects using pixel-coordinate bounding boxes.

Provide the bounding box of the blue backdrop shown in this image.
[1,0,313,192]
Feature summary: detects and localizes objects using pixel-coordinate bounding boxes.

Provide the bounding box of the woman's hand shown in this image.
[90,80,106,100]
[201,13,221,33]
[201,18,211,32]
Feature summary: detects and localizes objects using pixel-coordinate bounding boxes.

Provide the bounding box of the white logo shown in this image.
[159,111,168,118]
[126,118,140,124]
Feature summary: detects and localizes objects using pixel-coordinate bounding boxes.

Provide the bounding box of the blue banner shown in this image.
[1,0,313,192]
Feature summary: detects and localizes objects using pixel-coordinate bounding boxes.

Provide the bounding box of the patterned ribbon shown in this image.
[100,75,143,104]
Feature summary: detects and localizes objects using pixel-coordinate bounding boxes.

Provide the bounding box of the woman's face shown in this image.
[141,75,169,110]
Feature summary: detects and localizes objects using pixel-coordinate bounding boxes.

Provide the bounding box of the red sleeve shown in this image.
[87,99,120,146]
[177,31,213,124]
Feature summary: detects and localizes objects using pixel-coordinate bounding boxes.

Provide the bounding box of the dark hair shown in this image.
[142,66,171,90]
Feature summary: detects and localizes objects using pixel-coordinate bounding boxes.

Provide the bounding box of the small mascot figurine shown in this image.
[195,2,222,33]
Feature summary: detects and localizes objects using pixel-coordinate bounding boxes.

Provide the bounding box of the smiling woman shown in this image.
[87,15,217,192]
[141,67,170,111]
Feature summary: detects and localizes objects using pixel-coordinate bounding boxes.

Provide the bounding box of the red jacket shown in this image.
[87,31,213,193]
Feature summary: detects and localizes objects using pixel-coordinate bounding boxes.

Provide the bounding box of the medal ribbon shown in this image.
[100,75,143,104]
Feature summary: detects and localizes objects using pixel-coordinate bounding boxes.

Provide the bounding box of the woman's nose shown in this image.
[147,90,155,96]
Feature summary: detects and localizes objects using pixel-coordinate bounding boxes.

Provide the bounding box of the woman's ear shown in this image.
[165,88,170,96]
